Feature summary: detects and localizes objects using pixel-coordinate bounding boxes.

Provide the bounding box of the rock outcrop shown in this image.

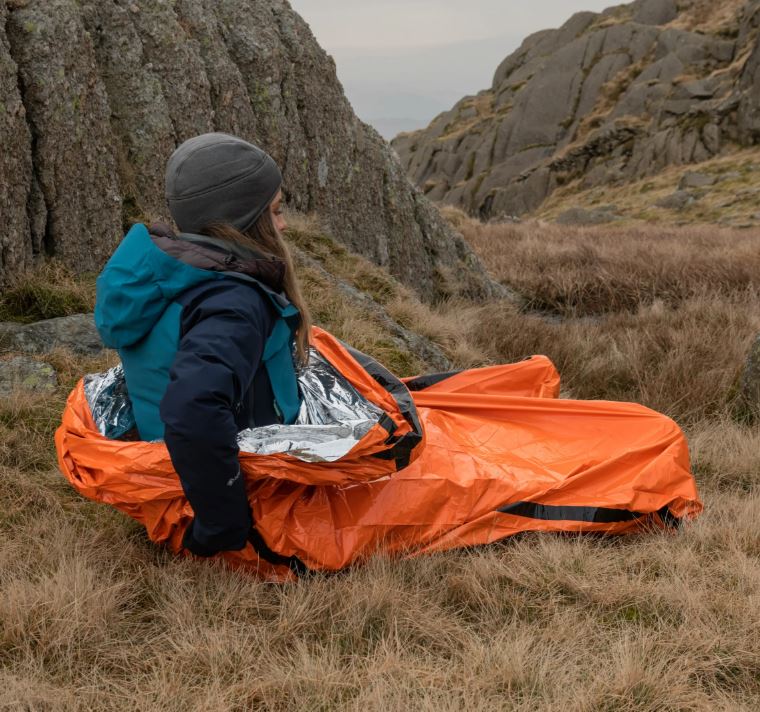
[0,313,104,355]
[0,0,500,302]
[292,248,452,372]
[393,0,760,220]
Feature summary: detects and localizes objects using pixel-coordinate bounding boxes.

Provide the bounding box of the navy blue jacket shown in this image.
[95,223,300,555]
[161,279,279,553]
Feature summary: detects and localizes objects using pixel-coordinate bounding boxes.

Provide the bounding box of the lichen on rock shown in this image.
[0,355,57,396]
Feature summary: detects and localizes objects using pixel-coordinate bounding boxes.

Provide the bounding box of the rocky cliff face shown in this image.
[392,0,760,220]
[0,0,499,301]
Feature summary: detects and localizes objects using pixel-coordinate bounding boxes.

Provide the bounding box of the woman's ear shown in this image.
[270,191,287,233]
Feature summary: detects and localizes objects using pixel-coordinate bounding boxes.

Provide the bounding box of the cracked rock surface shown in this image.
[0,313,104,356]
[0,0,500,302]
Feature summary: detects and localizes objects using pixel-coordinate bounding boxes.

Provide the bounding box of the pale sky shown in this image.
[289,0,617,137]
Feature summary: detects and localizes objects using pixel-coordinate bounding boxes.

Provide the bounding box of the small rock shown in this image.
[488,213,522,225]
[678,172,716,190]
[682,81,714,100]
[0,314,105,356]
[702,123,721,153]
[655,190,697,211]
[740,334,760,414]
[662,100,693,116]
[556,207,620,226]
[0,356,57,396]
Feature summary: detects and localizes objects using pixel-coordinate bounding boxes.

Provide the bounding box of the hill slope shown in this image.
[392,0,760,222]
[0,0,499,302]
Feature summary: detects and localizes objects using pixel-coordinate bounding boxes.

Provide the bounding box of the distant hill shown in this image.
[392,0,760,225]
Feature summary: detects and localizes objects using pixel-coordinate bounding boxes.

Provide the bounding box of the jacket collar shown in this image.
[148,223,286,293]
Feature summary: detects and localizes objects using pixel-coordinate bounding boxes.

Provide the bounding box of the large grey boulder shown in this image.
[0,0,499,303]
[5,0,124,272]
[737,1,760,143]
[0,356,57,396]
[0,314,104,356]
[393,0,755,221]
[634,0,678,26]
[0,1,34,275]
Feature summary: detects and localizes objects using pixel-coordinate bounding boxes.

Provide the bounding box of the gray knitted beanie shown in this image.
[165,133,282,234]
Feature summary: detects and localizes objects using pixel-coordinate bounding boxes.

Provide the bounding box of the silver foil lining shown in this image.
[84,349,384,463]
[84,364,137,440]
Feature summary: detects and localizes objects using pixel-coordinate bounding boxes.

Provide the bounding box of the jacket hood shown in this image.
[95,223,286,349]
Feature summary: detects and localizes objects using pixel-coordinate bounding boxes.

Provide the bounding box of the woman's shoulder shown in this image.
[176,278,276,330]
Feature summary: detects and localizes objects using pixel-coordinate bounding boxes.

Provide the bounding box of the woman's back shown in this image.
[95,221,296,440]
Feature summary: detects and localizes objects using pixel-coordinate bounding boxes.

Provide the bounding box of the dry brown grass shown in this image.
[2,214,760,709]
[668,0,745,35]
[451,212,760,317]
[2,450,759,710]
[441,209,760,422]
[428,292,756,422]
[0,262,97,324]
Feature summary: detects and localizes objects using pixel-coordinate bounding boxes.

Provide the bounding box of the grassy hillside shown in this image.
[534,149,760,228]
[1,216,760,709]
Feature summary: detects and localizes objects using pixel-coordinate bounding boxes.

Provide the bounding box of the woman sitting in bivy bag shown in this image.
[56,133,702,581]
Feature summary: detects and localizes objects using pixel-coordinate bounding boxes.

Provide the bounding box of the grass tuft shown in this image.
[0,262,97,324]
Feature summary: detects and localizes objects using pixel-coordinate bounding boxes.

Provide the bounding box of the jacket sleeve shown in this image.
[160,282,272,554]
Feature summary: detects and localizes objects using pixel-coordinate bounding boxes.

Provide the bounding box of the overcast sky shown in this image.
[289,0,617,138]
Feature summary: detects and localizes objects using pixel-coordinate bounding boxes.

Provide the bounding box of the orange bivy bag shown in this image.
[56,327,702,581]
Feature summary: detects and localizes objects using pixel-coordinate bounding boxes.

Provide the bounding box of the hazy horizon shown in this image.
[290,0,618,138]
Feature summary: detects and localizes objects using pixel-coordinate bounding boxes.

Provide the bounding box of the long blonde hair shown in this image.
[201,212,312,365]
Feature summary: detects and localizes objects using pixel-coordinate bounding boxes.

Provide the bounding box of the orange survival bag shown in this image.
[56,328,702,581]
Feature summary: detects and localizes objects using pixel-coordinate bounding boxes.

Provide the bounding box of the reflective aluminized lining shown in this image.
[238,349,384,462]
[84,349,385,462]
[296,348,384,430]
[236,420,378,463]
[83,365,137,440]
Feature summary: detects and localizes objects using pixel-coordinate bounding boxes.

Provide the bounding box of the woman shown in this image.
[63,131,701,578]
[95,132,311,559]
